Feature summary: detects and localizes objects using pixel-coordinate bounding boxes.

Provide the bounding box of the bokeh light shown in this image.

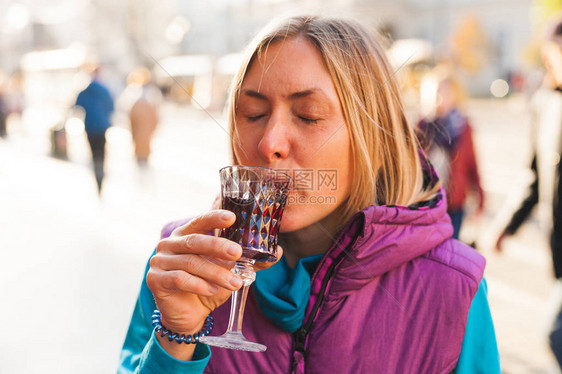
[490,79,510,98]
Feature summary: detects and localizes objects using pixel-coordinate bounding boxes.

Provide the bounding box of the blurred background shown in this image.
[0,0,561,372]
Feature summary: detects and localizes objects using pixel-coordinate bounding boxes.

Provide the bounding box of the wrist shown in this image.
[153,310,213,343]
[159,316,204,337]
[153,310,214,361]
[149,332,211,369]
[155,331,197,360]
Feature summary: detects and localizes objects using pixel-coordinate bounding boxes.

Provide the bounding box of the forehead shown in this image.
[241,37,334,92]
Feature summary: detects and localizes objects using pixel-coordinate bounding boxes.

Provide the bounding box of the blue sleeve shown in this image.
[455,278,501,373]
[105,87,114,114]
[75,91,85,108]
[118,250,211,373]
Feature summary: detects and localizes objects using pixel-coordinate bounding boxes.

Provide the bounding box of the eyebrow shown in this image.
[241,89,267,100]
[241,88,325,100]
[288,89,323,99]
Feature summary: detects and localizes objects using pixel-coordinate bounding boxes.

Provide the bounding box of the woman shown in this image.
[417,68,485,240]
[119,15,499,373]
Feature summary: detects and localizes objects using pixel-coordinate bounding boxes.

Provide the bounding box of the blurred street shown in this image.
[0,96,559,373]
[466,97,559,374]
[0,104,230,373]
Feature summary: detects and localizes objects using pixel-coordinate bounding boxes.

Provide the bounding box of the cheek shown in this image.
[310,134,353,203]
[233,125,261,162]
[334,132,353,181]
[333,158,352,205]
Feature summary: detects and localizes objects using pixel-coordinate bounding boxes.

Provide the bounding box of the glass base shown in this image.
[199,331,267,352]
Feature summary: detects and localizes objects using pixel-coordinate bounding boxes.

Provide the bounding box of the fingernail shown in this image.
[208,283,219,294]
[227,244,241,257]
[230,275,243,288]
[221,211,233,221]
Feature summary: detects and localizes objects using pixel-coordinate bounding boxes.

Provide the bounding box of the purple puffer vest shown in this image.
[161,195,485,374]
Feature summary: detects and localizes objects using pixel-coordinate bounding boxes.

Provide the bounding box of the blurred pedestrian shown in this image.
[75,65,114,194]
[126,66,162,168]
[495,14,562,368]
[417,67,485,240]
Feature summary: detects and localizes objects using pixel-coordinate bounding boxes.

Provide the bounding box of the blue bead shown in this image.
[151,310,213,345]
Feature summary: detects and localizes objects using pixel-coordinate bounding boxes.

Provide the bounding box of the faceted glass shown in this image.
[199,166,292,352]
[219,166,291,262]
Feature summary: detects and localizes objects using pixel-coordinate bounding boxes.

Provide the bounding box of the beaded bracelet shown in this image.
[152,309,214,344]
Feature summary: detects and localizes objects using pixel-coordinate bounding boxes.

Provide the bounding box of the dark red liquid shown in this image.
[220,196,284,263]
[241,247,277,262]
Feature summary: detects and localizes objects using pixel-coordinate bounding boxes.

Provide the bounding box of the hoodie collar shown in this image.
[323,188,452,294]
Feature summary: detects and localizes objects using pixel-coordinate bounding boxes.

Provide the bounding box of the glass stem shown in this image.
[226,259,256,335]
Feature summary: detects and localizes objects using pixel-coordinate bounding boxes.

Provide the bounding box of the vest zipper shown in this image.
[293,242,355,353]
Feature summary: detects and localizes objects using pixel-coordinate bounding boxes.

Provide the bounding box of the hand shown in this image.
[495,231,509,253]
[146,210,281,359]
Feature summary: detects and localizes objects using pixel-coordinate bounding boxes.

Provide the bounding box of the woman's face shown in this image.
[436,81,455,117]
[233,37,352,232]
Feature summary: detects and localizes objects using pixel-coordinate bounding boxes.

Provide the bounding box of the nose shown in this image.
[257,115,290,165]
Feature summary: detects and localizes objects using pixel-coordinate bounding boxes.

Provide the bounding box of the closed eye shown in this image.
[247,115,266,122]
[298,116,318,124]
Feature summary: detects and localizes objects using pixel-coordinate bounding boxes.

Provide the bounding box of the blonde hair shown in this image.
[228,15,439,224]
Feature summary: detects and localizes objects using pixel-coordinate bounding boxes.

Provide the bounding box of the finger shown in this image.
[205,256,236,269]
[157,233,242,261]
[147,268,222,297]
[151,254,244,291]
[172,210,236,237]
[254,245,284,271]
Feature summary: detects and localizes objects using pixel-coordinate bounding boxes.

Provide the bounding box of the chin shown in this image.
[278,215,305,233]
[277,205,303,233]
[277,204,321,233]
